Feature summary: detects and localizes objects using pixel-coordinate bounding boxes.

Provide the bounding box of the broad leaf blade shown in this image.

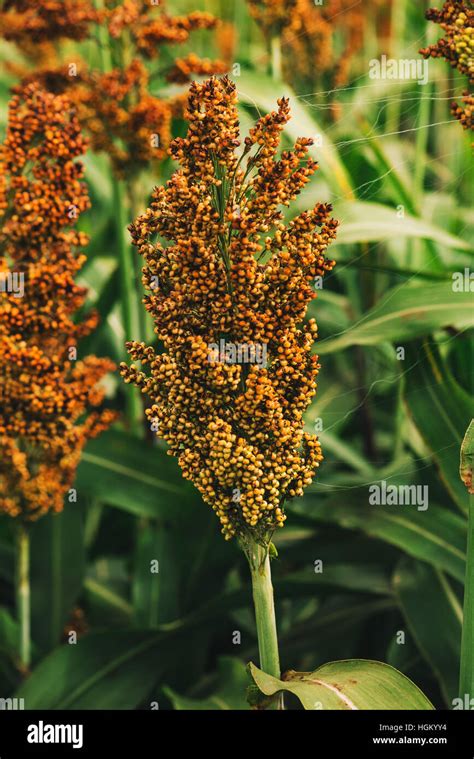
[249,660,434,710]
[318,283,474,353]
[332,201,470,250]
[16,631,171,709]
[75,430,198,520]
[404,342,473,513]
[289,494,466,582]
[30,508,85,655]
[133,523,180,627]
[165,657,249,710]
[393,558,461,705]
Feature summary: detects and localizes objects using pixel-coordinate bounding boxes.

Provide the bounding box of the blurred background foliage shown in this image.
[0,0,473,709]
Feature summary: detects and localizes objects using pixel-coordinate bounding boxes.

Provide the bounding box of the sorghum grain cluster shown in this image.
[421,1,474,135]
[0,0,101,45]
[0,84,115,519]
[248,0,389,90]
[1,0,227,177]
[121,76,337,541]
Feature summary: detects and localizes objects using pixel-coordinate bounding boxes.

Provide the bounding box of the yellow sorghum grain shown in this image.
[120,76,337,542]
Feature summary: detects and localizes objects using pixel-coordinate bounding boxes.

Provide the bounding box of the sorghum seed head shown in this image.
[121,76,337,541]
[0,83,116,519]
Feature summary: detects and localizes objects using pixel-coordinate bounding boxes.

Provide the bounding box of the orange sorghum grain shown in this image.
[106,0,224,72]
[120,76,337,542]
[0,0,102,45]
[2,1,228,178]
[248,0,389,90]
[421,1,474,136]
[247,0,299,32]
[0,84,116,520]
[452,91,474,130]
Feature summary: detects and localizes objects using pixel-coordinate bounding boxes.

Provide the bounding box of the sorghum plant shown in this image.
[247,0,389,91]
[0,0,100,41]
[421,0,474,137]
[0,83,115,665]
[121,75,337,685]
[0,0,227,178]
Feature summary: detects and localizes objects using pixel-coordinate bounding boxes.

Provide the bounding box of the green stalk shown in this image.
[270,34,282,81]
[16,523,31,669]
[114,178,143,434]
[413,87,432,200]
[246,538,281,707]
[386,0,407,133]
[460,499,474,700]
[128,176,148,344]
[94,0,112,72]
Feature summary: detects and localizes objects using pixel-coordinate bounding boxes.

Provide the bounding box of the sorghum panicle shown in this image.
[0,84,116,520]
[1,1,227,178]
[421,1,474,134]
[121,76,337,541]
[248,0,388,90]
[0,0,102,45]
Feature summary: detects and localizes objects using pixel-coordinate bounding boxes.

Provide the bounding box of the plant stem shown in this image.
[114,178,143,435]
[246,538,281,706]
[386,0,407,133]
[127,177,148,343]
[460,497,474,700]
[270,34,282,81]
[16,523,31,669]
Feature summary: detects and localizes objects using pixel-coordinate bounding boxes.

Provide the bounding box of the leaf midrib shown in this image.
[369,512,465,561]
[322,300,474,349]
[56,634,160,709]
[81,452,185,496]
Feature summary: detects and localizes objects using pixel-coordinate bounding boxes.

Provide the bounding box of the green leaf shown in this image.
[30,508,85,655]
[289,493,466,582]
[75,430,198,520]
[15,631,168,709]
[404,342,473,513]
[460,420,474,494]
[393,558,461,705]
[82,152,113,207]
[164,657,250,710]
[0,608,23,693]
[280,563,391,597]
[318,283,474,353]
[83,576,133,627]
[330,201,470,250]
[249,659,434,710]
[0,607,19,658]
[133,523,180,627]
